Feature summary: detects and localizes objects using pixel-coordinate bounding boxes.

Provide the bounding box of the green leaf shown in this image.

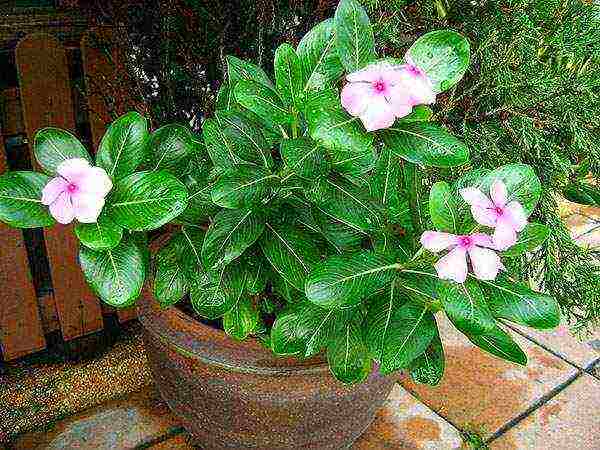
[429,181,459,233]
[563,181,600,207]
[464,324,527,365]
[381,122,469,168]
[0,171,54,228]
[211,165,278,209]
[305,90,376,176]
[75,214,123,250]
[154,227,207,307]
[409,332,445,386]
[271,302,344,357]
[246,256,268,295]
[108,170,188,231]
[178,152,219,223]
[79,236,146,307]
[327,315,372,384]
[202,118,239,168]
[146,124,194,174]
[364,293,437,374]
[234,80,294,129]
[297,18,344,93]
[305,252,400,308]
[440,278,496,335]
[202,208,265,270]
[309,207,364,253]
[33,128,91,176]
[274,43,304,109]
[406,30,470,93]
[226,55,273,89]
[397,268,443,308]
[398,105,434,123]
[334,0,376,72]
[479,275,560,330]
[369,146,404,223]
[403,162,430,233]
[216,82,238,111]
[308,177,384,233]
[502,223,550,257]
[215,110,273,168]
[153,234,190,307]
[96,111,149,180]
[261,222,322,291]
[223,296,260,341]
[190,262,247,319]
[280,137,331,181]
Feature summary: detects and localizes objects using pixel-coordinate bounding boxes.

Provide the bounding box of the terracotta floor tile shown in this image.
[401,315,578,438]
[10,386,181,450]
[509,322,600,370]
[489,374,600,450]
[352,384,464,450]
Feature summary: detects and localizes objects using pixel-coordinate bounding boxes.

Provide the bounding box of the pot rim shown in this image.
[137,292,330,376]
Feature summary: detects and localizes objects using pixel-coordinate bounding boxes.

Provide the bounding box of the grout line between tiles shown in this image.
[504,322,591,372]
[584,357,600,379]
[396,381,466,434]
[485,370,582,445]
[135,426,186,449]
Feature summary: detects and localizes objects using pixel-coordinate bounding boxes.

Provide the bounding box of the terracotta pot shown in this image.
[137,295,397,450]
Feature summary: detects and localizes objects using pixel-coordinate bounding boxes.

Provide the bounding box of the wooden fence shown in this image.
[0,30,137,362]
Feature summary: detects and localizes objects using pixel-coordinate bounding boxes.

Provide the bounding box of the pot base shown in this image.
[139,297,396,450]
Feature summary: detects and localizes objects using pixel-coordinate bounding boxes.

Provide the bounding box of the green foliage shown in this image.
[97,111,149,180]
[0,172,55,228]
[34,128,92,175]
[79,235,146,308]
[0,0,573,387]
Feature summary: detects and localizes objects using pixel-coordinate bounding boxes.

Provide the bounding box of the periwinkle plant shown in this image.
[0,0,559,385]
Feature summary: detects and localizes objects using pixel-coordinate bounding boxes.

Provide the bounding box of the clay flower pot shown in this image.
[137,296,397,450]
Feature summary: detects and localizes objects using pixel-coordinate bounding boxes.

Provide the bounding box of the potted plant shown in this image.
[0,0,561,448]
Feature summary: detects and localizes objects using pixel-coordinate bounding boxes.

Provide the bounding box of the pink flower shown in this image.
[340,61,436,132]
[460,179,527,250]
[41,158,112,224]
[420,231,504,283]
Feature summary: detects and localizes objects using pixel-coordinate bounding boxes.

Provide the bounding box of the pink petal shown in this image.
[72,193,105,223]
[57,158,91,184]
[471,205,498,228]
[79,167,113,197]
[493,217,518,250]
[358,96,396,131]
[460,187,493,209]
[407,74,436,105]
[468,246,503,281]
[41,177,68,205]
[504,201,527,232]
[341,82,372,117]
[421,231,459,252]
[435,247,468,283]
[490,179,507,207]
[387,87,414,118]
[49,191,75,224]
[471,233,496,249]
[346,63,388,83]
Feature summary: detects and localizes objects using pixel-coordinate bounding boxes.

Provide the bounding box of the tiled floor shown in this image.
[3,314,599,450]
[2,202,599,449]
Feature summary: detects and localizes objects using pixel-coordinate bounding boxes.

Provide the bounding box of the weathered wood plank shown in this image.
[15,33,104,340]
[81,28,138,324]
[0,128,46,360]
